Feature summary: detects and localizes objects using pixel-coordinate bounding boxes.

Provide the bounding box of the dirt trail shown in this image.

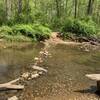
[47,32,100,51]
[45,32,82,45]
[49,32,63,43]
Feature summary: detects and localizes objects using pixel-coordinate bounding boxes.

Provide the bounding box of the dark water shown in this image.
[0,43,100,100]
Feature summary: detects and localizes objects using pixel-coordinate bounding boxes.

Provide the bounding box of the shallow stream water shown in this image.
[0,43,100,100]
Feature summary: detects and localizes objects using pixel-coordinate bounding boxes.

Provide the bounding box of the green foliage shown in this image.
[12,24,36,40]
[0,0,99,41]
[32,24,51,41]
[0,26,13,35]
[12,24,51,41]
[61,18,97,38]
[0,1,5,25]
[0,24,51,42]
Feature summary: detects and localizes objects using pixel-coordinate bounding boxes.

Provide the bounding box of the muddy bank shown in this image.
[44,32,100,52]
[59,41,100,52]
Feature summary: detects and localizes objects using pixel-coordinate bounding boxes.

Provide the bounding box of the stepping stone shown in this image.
[86,74,100,91]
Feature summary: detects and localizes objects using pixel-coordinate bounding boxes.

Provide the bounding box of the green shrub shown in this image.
[0,24,51,42]
[32,24,51,41]
[12,24,36,41]
[0,26,13,35]
[61,18,97,38]
[12,24,51,41]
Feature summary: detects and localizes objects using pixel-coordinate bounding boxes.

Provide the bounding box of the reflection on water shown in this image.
[0,43,43,83]
[0,43,100,100]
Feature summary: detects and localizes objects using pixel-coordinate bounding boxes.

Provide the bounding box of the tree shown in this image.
[87,0,94,15]
[55,0,61,18]
[18,0,22,15]
[0,0,100,26]
[4,0,12,20]
[74,0,78,18]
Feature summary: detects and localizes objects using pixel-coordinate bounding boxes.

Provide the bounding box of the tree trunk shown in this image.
[74,0,78,18]
[5,0,12,20]
[25,0,30,23]
[18,0,22,15]
[55,0,60,18]
[87,0,94,15]
[5,0,7,18]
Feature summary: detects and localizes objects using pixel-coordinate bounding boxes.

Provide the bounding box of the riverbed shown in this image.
[0,43,100,100]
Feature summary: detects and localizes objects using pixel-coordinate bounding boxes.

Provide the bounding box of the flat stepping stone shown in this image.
[86,74,100,92]
[8,96,18,100]
[32,65,47,72]
[86,74,100,81]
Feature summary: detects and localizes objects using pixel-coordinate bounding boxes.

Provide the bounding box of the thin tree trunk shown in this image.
[55,0,60,18]
[18,0,22,15]
[87,0,94,15]
[25,0,30,23]
[65,0,68,17]
[74,0,78,18]
[5,0,8,19]
[5,0,12,20]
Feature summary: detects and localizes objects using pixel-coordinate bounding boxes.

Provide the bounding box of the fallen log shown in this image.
[7,78,20,84]
[0,78,24,90]
[0,84,24,90]
[0,72,41,90]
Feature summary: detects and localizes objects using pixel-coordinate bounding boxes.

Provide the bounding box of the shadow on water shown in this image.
[75,85,100,97]
[75,85,97,94]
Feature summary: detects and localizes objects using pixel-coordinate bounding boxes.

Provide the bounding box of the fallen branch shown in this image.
[0,78,24,90]
[7,78,20,84]
[0,84,24,90]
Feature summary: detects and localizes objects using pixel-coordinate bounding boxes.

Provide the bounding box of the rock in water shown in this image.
[32,65,47,72]
[31,73,39,79]
[21,72,30,79]
[34,57,39,61]
[8,96,18,100]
